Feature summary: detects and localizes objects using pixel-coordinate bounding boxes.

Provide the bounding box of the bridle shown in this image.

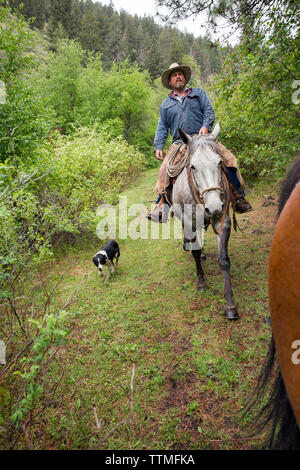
[187,161,230,235]
[166,140,235,234]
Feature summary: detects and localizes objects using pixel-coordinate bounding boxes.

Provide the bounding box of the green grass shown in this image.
[3,168,278,449]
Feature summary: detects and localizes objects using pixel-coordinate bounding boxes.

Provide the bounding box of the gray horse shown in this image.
[171,123,239,320]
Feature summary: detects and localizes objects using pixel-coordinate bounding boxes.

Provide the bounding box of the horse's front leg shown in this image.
[192,249,206,291]
[216,215,239,320]
[181,205,206,291]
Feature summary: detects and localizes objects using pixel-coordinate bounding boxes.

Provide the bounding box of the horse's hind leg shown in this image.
[192,249,206,291]
[217,215,239,320]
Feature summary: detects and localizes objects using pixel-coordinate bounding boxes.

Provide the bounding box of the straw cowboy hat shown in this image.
[161,63,192,89]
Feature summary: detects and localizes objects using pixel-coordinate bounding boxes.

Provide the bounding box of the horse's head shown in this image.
[179,123,223,220]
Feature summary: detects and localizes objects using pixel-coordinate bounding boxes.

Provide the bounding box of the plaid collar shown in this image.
[169,87,192,100]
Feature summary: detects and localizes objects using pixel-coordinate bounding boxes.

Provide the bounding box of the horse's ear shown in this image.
[211,122,221,140]
[179,128,192,145]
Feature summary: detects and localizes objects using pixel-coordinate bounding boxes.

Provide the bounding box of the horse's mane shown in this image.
[278,154,300,215]
[189,135,222,159]
[247,154,300,450]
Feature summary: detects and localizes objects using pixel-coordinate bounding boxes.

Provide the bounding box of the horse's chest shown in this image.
[172,171,194,206]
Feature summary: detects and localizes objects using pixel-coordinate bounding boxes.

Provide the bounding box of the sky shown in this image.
[94,0,225,41]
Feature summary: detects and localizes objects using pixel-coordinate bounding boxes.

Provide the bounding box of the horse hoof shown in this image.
[225,307,239,320]
[197,282,206,292]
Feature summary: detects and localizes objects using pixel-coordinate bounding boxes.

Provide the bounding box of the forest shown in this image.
[8,0,228,80]
[0,0,299,450]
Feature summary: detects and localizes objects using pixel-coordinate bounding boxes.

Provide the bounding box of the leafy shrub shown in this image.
[209,31,299,179]
[10,310,71,427]
[40,126,146,229]
[37,38,85,132]
[0,4,54,164]
[37,39,159,159]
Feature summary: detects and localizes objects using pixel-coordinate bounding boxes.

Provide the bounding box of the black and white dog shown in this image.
[93,240,120,283]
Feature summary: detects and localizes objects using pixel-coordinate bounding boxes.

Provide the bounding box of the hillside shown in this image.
[8,0,230,81]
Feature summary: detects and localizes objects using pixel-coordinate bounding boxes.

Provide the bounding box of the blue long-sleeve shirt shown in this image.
[154,87,215,151]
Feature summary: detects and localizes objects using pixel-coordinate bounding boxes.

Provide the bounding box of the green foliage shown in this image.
[8,0,46,29]
[38,40,158,155]
[38,38,84,132]
[0,3,35,78]
[83,60,154,154]
[7,0,225,82]
[0,3,54,164]
[0,386,10,430]
[1,0,299,451]
[42,126,146,215]
[0,124,145,304]
[10,310,71,426]
[210,31,299,178]
[182,54,202,87]
[144,38,164,81]
[0,7,148,312]
[0,165,54,305]
[47,0,73,38]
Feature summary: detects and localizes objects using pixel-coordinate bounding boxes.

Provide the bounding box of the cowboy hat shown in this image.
[161,63,191,89]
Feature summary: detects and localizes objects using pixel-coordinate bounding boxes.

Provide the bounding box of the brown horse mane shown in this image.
[247,154,300,449]
[278,154,300,215]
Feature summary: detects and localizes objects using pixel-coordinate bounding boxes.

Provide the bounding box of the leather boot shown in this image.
[231,187,253,213]
[146,194,170,223]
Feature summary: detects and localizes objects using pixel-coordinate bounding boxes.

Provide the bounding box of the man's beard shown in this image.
[173,79,185,91]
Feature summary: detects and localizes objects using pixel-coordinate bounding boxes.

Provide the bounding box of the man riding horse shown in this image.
[147,63,252,222]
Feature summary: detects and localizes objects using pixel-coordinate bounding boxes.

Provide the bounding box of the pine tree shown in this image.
[7,0,226,82]
[48,0,72,37]
[79,10,102,52]
[144,39,164,80]
[158,28,174,65]
[10,0,46,29]
[68,0,84,40]
[168,36,185,65]
[103,13,123,65]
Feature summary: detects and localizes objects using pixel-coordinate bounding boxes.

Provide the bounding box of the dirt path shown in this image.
[32,169,279,449]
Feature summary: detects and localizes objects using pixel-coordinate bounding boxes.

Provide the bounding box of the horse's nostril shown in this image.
[205,208,211,216]
[191,164,195,170]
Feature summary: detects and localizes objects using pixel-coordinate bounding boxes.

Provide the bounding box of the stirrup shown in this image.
[231,187,253,214]
[146,203,169,223]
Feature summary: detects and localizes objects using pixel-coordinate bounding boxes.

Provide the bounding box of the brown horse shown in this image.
[252,155,300,449]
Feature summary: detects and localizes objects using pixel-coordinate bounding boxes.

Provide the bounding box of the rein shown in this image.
[166,142,237,235]
[187,162,231,235]
[166,143,189,178]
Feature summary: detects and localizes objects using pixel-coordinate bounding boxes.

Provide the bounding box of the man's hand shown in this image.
[199,127,209,135]
[155,149,164,160]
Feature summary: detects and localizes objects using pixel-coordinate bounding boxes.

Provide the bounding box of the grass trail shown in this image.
[31,168,278,450]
